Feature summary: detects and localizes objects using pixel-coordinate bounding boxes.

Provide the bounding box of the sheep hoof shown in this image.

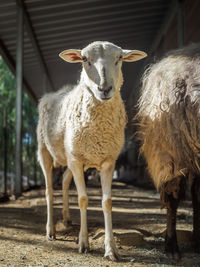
[104,251,120,262]
[165,234,180,260]
[78,243,89,254]
[46,234,56,241]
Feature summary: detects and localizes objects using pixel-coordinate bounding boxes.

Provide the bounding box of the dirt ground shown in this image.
[0,181,200,267]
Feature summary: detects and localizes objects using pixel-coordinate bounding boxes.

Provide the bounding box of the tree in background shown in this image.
[0,56,42,194]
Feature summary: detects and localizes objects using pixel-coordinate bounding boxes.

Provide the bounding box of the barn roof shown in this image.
[0,0,177,103]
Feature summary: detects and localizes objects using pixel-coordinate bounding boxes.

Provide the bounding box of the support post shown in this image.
[15,2,24,198]
[33,151,37,186]
[3,109,8,197]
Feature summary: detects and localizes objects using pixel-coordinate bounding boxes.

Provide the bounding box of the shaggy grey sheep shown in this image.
[137,44,200,259]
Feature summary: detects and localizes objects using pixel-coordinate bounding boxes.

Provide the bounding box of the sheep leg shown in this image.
[191,176,200,252]
[68,160,89,253]
[100,161,119,261]
[38,144,55,240]
[161,177,185,259]
[62,168,73,227]
[165,196,180,259]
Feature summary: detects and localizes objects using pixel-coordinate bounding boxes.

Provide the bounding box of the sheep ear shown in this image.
[122,50,147,62]
[59,49,83,63]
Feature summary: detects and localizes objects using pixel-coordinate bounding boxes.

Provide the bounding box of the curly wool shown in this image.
[137,44,200,189]
[37,83,127,171]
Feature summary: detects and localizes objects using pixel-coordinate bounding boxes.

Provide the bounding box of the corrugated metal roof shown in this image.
[0,0,173,101]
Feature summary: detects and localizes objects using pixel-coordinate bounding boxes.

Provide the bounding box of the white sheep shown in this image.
[37,41,147,261]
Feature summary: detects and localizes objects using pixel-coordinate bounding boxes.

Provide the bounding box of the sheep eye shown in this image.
[82,56,91,66]
[82,56,87,62]
[115,55,123,65]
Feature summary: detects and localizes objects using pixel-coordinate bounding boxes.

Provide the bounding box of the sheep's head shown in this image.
[59,41,147,101]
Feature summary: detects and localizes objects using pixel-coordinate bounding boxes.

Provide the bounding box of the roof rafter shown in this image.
[16,0,55,91]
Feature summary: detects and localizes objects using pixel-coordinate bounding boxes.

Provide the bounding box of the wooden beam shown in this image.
[16,0,55,91]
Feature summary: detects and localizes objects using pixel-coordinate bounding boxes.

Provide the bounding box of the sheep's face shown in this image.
[59,41,147,101]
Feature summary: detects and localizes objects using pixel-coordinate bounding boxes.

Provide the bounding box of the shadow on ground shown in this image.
[0,182,199,266]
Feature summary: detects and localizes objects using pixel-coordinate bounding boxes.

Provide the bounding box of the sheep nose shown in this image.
[98,86,113,96]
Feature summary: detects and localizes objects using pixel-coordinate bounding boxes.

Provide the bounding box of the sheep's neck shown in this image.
[70,83,123,127]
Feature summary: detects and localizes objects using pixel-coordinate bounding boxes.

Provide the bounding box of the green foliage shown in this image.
[0,56,16,175]
[0,56,16,120]
[0,56,42,192]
